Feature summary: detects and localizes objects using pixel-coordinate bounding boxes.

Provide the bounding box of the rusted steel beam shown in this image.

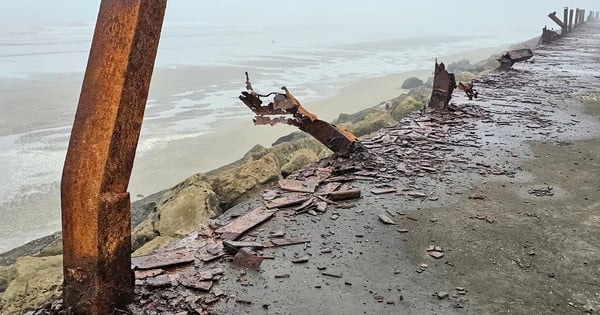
[563,8,569,34]
[239,73,359,155]
[569,9,574,32]
[497,49,533,69]
[427,61,456,112]
[61,0,167,313]
[548,11,566,29]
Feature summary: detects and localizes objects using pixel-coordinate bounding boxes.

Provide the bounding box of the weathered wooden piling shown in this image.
[61,0,167,313]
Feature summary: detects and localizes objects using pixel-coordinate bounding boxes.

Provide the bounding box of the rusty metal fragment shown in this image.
[427,61,456,112]
[458,81,478,100]
[223,240,264,254]
[60,0,167,313]
[497,49,534,69]
[326,189,362,201]
[179,278,213,291]
[233,248,264,271]
[239,72,359,155]
[266,236,311,247]
[548,11,566,29]
[215,206,277,240]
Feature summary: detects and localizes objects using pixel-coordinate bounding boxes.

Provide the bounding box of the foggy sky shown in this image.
[1,1,597,33]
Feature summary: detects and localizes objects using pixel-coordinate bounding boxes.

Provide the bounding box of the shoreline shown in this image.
[0,45,505,255]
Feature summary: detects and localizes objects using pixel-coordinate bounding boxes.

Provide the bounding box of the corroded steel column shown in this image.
[61,0,166,313]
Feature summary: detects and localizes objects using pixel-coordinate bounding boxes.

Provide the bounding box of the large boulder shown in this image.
[344,110,396,137]
[401,77,424,89]
[390,95,423,121]
[211,152,281,209]
[155,173,219,237]
[270,138,329,169]
[447,59,472,73]
[281,148,320,176]
[132,173,219,251]
[0,255,62,314]
[132,236,179,257]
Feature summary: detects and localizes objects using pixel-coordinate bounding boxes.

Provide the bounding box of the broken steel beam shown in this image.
[497,49,533,70]
[569,9,574,32]
[239,73,358,155]
[60,0,167,313]
[548,11,566,30]
[427,61,456,112]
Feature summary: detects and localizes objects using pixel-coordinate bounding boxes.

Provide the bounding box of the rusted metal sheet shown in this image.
[131,249,195,270]
[232,248,264,271]
[215,206,277,240]
[60,0,167,313]
[497,49,533,69]
[278,179,317,193]
[264,194,310,209]
[239,73,359,155]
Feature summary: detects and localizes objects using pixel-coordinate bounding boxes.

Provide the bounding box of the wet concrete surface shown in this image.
[125,23,600,315]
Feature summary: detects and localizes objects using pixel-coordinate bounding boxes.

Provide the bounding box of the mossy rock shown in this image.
[132,236,179,257]
[212,152,281,209]
[390,95,423,121]
[270,137,329,169]
[132,173,219,249]
[455,71,477,83]
[272,131,308,146]
[401,77,424,89]
[281,149,320,176]
[346,110,396,137]
[155,173,219,237]
[0,255,62,315]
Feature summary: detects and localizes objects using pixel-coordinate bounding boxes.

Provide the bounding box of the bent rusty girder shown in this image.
[239,73,358,155]
[61,0,167,313]
[497,49,534,70]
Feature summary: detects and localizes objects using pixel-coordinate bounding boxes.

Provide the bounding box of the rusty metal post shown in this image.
[569,9,574,32]
[427,61,456,112]
[61,0,167,313]
[563,7,569,34]
[581,10,586,24]
[596,12,599,21]
[575,9,580,29]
